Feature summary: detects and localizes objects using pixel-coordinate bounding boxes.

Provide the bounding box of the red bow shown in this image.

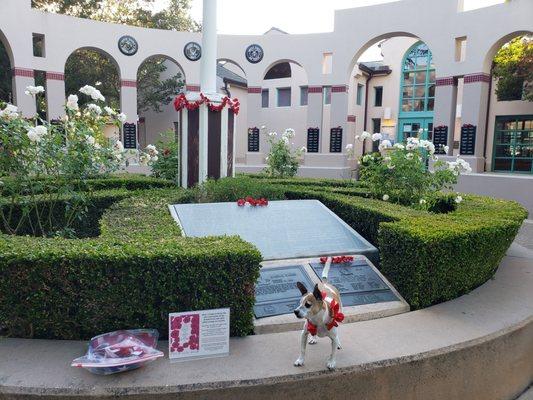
[306,296,344,335]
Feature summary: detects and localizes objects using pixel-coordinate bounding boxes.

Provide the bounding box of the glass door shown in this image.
[493,116,533,174]
[399,118,432,141]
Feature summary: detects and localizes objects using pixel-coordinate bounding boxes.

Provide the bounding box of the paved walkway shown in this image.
[516,220,533,251]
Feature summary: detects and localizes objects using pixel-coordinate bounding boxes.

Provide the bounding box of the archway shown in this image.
[64,47,121,108]
[0,30,13,104]
[483,32,533,174]
[347,34,435,153]
[260,59,308,155]
[136,55,185,149]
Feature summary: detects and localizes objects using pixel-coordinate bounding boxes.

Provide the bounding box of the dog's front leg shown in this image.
[326,328,339,370]
[294,328,308,366]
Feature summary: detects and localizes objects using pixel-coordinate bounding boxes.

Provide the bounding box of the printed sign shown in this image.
[168,308,230,362]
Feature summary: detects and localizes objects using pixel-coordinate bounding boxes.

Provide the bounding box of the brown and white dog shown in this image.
[293,257,344,370]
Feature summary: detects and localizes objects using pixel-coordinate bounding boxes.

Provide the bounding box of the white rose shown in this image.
[79,85,105,102]
[371,133,382,142]
[393,143,405,150]
[86,103,102,115]
[360,131,371,140]
[382,194,389,201]
[406,153,414,160]
[455,195,463,204]
[268,132,277,137]
[378,140,392,151]
[117,113,127,124]
[104,106,116,115]
[25,85,45,96]
[85,135,96,145]
[301,146,307,153]
[346,143,353,150]
[419,199,427,205]
[0,104,19,120]
[27,125,47,143]
[66,95,79,111]
[283,128,295,138]
[113,140,124,153]
[443,145,449,154]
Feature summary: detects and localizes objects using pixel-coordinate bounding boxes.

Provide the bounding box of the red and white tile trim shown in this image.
[121,79,137,88]
[464,73,491,84]
[332,85,348,93]
[46,71,65,81]
[186,84,200,92]
[247,86,262,94]
[12,68,34,78]
[308,86,323,94]
[436,76,456,86]
[347,115,356,123]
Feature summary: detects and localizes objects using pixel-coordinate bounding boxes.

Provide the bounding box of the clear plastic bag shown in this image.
[71,329,164,375]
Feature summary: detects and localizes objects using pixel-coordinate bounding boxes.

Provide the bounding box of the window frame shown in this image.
[261,89,269,108]
[374,86,383,107]
[277,87,291,107]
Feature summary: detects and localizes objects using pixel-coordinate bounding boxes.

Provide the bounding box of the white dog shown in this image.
[293,257,344,370]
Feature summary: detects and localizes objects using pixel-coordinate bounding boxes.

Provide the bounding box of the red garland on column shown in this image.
[173,93,240,115]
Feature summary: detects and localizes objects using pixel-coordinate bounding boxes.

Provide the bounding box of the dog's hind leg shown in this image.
[326,328,339,370]
[294,328,308,367]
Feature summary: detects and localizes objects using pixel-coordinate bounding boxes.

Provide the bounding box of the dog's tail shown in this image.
[321,257,332,282]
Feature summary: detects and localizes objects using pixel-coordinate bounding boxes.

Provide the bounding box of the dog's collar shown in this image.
[307,292,345,335]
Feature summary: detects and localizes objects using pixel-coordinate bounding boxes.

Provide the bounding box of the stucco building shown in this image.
[0,0,532,187]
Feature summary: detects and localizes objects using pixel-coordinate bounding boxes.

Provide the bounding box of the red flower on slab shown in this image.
[236,196,269,207]
[237,198,246,206]
[320,255,354,264]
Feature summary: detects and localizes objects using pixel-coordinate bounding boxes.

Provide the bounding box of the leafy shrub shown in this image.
[195,176,285,203]
[0,186,261,339]
[0,85,126,237]
[145,130,180,182]
[264,128,305,177]
[358,134,470,208]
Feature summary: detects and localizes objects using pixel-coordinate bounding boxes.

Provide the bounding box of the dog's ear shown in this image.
[313,284,323,300]
[296,281,308,296]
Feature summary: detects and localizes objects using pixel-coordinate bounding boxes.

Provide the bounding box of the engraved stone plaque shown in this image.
[169,200,378,262]
[311,260,399,307]
[254,265,315,318]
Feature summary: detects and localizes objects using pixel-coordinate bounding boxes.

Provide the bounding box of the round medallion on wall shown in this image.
[118,35,138,56]
[245,44,264,64]
[184,42,202,61]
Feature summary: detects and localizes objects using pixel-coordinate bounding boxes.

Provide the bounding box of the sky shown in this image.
[154,0,505,35]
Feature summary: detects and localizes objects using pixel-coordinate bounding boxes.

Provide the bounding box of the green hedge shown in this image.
[0,175,527,340]
[0,185,261,340]
[258,179,527,308]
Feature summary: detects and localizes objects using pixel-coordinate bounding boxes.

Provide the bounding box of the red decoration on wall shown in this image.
[173,93,240,115]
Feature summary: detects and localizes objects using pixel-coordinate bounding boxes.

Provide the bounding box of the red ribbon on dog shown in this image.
[306,294,344,335]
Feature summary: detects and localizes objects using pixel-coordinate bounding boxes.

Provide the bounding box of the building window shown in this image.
[323,86,331,105]
[374,86,383,107]
[248,127,260,152]
[372,118,381,153]
[261,89,269,108]
[277,87,291,107]
[493,116,533,174]
[356,84,364,106]
[455,36,467,62]
[300,86,308,106]
[264,62,291,80]
[400,42,436,112]
[322,53,332,74]
[32,33,45,58]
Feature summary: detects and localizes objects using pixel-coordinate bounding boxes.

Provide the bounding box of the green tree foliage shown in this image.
[137,57,184,113]
[32,0,196,112]
[0,41,12,103]
[493,35,533,102]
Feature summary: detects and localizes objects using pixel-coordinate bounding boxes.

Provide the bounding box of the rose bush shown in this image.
[0,85,126,237]
[264,128,305,178]
[357,131,471,209]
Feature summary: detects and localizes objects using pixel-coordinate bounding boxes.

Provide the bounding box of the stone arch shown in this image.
[482,30,533,72]
[217,58,247,98]
[0,29,14,103]
[64,47,122,108]
[262,59,306,81]
[346,31,436,81]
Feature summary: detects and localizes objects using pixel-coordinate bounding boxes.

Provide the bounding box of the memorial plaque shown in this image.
[254,265,315,318]
[433,126,448,154]
[123,123,137,149]
[247,127,259,152]
[307,128,320,153]
[169,200,378,261]
[310,260,399,307]
[330,127,343,153]
[460,125,476,155]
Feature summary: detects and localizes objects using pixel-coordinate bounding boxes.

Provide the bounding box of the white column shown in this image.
[434,77,458,150]
[200,0,217,96]
[220,107,228,178]
[12,69,37,117]
[199,105,208,183]
[181,109,188,188]
[45,72,66,121]
[330,85,349,150]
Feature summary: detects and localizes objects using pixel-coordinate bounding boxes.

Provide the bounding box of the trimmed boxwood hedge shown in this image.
[0,175,527,340]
